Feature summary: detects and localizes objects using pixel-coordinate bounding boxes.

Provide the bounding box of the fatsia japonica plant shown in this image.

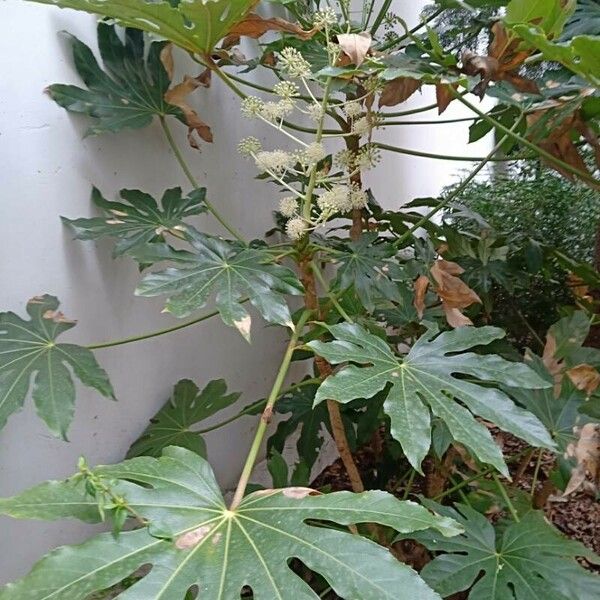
[2,0,600,598]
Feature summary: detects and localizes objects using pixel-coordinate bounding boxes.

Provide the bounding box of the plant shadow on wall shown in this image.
[1,0,600,598]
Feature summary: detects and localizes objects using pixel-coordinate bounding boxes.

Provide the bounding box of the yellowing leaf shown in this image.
[413,275,430,319]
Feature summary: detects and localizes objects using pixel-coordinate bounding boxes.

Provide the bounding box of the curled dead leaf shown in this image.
[160,44,174,81]
[443,305,473,328]
[378,77,421,108]
[564,423,600,496]
[337,32,372,67]
[229,14,317,40]
[567,364,600,397]
[430,259,481,309]
[430,259,480,329]
[413,275,430,319]
[165,76,213,148]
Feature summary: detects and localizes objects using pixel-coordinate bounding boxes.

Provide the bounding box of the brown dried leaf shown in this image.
[413,275,430,319]
[435,83,457,115]
[443,305,474,328]
[165,76,213,147]
[229,13,317,40]
[430,259,481,309]
[159,44,174,81]
[564,423,600,496]
[567,364,600,396]
[527,110,597,182]
[337,32,372,67]
[378,77,421,107]
[42,310,76,325]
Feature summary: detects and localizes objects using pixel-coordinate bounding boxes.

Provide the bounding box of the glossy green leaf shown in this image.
[562,0,600,39]
[510,27,600,85]
[48,24,182,136]
[0,295,114,438]
[411,501,600,600]
[510,354,590,452]
[0,446,463,600]
[63,187,206,257]
[28,0,255,55]
[127,379,240,459]
[332,233,405,313]
[505,0,575,37]
[135,231,304,341]
[308,323,554,475]
[269,379,329,473]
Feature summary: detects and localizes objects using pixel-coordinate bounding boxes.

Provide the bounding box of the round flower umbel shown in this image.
[241,96,264,118]
[343,101,362,119]
[302,142,326,166]
[273,81,300,99]
[317,185,352,216]
[279,196,298,218]
[254,150,295,175]
[238,137,262,157]
[286,216,308,240]
[313,7,337,28]
[279,47,312,79]
[260,100,294,122]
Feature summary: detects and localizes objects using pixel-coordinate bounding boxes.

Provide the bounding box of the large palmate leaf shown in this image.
[332,233,404,313]
[308,323,554,474]
[28,0,255,55]
[127,378,240,459]
[511,354,591,451]
[410,501,600,600]
[135,231,303,340]
[0,295,114,438]
[561,0,600,38]
[63,187,206,257]
[510,26,600,85]
[48,23,182,136]
[0,446,462,600]
[268,379,329,474]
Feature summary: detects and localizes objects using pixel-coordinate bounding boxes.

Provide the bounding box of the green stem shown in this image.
[456,94,600,187]
[530,449,544,497]
[311,261,353,323]
[302,78,333,221]
[375,142,531,162]
[377,8,444,50]
[87,306,225,350]
[195,377,322,435]
[229,310,312,509]
[401,469,417,501]
[380,102,439,117]
[159,117,246,243]
[392,118,522,248]
[492,473,520,522]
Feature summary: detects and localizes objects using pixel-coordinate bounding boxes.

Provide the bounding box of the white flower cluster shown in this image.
[349,184,368,209]
[313,7,337,27]
[351,115,372,136]
[237,136,262,156]
[273,81,299,99]
[286,216,308,240]
[306,103,324,122]
[355,145,381,170]
[343,101,362,118]
[279,47,311,78]
[254,150,295,175]
[240,96,264,118]
[279,196,298,218]
[301,142,326,165]
[260,99,294,122]
[317,185,352,214]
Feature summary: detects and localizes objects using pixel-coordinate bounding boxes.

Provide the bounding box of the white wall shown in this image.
[0,0,491,584]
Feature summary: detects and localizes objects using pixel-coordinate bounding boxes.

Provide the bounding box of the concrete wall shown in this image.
[0,0,491,583]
